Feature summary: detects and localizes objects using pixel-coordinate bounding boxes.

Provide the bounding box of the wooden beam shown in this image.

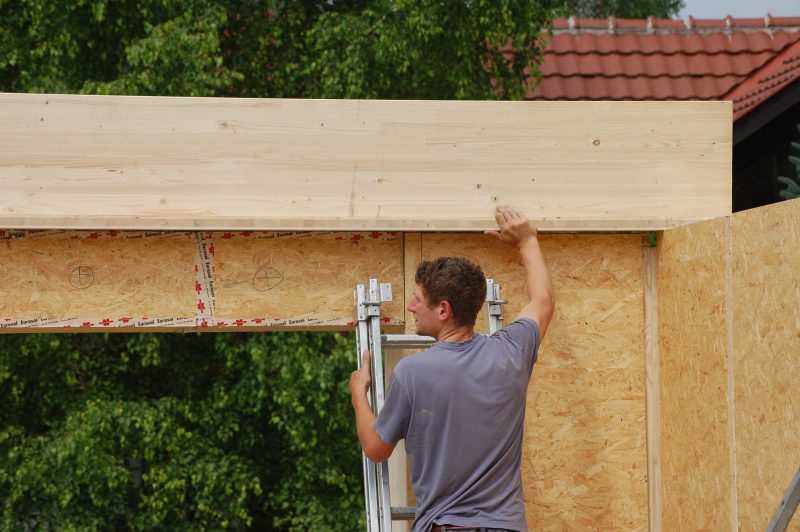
[643,236,662,532]
[0,94,731,232]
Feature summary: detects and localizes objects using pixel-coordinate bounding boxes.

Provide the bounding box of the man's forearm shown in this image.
[352,392,394,462]
[352,392,378,450]
[519,237,554,307]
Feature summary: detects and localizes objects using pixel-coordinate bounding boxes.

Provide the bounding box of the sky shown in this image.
[678,0,799,19]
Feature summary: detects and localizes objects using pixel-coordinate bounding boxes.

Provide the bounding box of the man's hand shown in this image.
[485,205,555,337]
[485,205,537,247]
[349,349,396,462]
[349,349,372,402]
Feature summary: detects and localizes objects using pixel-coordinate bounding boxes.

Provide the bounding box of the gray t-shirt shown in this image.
[375,318,540,532]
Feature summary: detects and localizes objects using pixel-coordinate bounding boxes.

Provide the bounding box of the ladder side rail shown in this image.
[766,466,800,532]
[355,284,381,532]
[368,279,393,532]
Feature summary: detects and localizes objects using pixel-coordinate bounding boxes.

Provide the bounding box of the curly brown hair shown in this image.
[415,257,486,328]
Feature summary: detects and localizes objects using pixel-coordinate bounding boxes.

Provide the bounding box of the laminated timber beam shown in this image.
[0,94,731,232]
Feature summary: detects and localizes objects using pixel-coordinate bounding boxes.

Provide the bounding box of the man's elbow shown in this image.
[364,438,395,463]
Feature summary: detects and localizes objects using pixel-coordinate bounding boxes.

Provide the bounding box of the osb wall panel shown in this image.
[731,199,800,531]
[419,233,647,530]
[657,217,732,530]
[213,232,404,327]
[0,230,403,331]
[0,231,196,327]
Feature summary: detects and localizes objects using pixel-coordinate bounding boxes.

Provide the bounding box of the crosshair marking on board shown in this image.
[252,267,284,291]
[69,266,95,289]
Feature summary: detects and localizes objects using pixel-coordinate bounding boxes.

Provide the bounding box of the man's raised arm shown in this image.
[485,206,555,338]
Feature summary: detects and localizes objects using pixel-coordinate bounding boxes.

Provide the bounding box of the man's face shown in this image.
[407,284,440,337]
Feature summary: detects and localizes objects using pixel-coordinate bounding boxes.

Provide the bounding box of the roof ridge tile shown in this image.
[550,16,800,34]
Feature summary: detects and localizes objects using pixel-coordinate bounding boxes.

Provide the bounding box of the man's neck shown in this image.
[435,325,475,343]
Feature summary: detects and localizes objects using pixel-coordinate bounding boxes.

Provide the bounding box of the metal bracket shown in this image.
[485,278,506,334]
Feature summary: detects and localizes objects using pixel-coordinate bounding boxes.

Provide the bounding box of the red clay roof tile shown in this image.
[530,16,800,119]
[724,39,800,119]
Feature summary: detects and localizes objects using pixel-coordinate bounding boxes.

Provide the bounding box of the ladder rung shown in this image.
[391,506,416,520]
[380,334,436,349]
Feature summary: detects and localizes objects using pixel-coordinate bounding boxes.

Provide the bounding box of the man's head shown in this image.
[409,257,486,336]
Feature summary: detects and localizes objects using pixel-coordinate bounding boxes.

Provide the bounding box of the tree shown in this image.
[0,0,557,528]
[233,0,556,100]
[555,0,684,18]
[1,0,557,100]
[1,332,363,529]
[0,0,237,96]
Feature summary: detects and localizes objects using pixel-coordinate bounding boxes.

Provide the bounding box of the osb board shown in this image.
[657,217,733,530]
[731,199,800,531]
[0,231,196,328]
[0,93,731,231]
[212,231,404,327]
[419,233,648,530]
[0,230,403,332]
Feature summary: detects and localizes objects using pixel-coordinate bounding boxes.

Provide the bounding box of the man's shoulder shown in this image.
[393,346,444,378]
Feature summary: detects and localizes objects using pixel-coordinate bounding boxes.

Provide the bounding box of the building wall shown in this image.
[417,233,648,530]
[658,198,800,530]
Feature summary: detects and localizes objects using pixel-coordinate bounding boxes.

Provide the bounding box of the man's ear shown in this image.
[438,300,453,321]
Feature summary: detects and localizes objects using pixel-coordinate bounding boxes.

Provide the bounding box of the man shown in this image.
[349,206,555,532]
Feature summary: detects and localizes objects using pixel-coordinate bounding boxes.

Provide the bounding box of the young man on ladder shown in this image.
[350,206,555,532]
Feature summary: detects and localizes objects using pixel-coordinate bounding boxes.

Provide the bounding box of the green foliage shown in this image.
[280,0,555,100]
[0,332,363,529]
[1,0,556,100]
[778,125,800,200]
[0,0,237,95]
[86,6,240,97]
[555,0,684,18]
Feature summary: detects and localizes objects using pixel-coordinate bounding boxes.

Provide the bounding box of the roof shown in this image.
[528,15,800,120]
[723,37,800,119]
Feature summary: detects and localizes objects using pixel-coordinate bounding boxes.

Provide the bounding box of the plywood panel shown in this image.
[420,233,647,530]
[731,198,800,531]
[657,217,733,530]
[0,94,731,231]
[0,230,403,332]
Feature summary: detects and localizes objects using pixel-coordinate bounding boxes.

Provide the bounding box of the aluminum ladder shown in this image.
[354,278,505,531]
[766,466,800,532]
